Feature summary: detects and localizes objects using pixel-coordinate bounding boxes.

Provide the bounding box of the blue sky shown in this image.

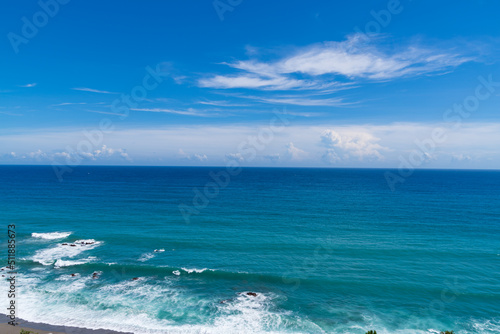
[1,0,499,168]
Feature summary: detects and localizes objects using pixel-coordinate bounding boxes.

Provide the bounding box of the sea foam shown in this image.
[54,257,97,268]
[32,240,102,266]
[32,232,72,240]
[138,252,156,262]
[181,267,212,274]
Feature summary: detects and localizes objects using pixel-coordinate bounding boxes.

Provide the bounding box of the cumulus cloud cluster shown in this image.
[3,145,131,163]
[285,142,308,161]
[2,123,500,168]
[178,149,208,162]
[320,129,387,163]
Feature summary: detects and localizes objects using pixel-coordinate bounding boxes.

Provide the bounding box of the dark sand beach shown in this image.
[0,318,130,334]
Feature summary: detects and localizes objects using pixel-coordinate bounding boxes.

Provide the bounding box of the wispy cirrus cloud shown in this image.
[84,109,124,117]
[198,34,474,92]
[18,83,37,88]
[72,87,119,94]
[240,95,352,106]
[199,74,326,91]
[51,102,88,107]
[197,100,251,107]
[130,107,215,117]
[0,110,23,116]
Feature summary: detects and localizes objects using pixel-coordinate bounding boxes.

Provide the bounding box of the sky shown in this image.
[1,0,499,168]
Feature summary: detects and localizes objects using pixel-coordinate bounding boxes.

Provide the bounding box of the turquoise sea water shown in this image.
[1,166,499,333]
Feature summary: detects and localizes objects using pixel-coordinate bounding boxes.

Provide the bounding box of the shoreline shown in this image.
[0,317,131,334]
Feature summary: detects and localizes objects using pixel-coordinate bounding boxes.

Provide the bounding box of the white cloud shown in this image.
[93,145,126,159]
[72,87,118,94]
[19,83,37,88]
[2,123,500,168]
[451,153,472,162]
[25,149,48,160]
[322,149,340,164]
[225,153,244,162]
[52,102,88,106]
[0,110,23,116]
[198,75,314,90]
[320,129,387,161]
[276,37,470,79]
[2,152,17,159]
[199,34,472,92]
[246,96,350,106]
[286,142,308,161]
[5,146,131,163]
[179,149,208,162]
[84,110,125,117]
[131,108,209,116]
[197,100,251,107]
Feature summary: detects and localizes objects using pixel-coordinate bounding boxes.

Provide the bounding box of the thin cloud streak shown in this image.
[51,102,88,107]
[198,34,474,91]
[18,83,37,88]
[130,107,214,117]
[72,87,119,94]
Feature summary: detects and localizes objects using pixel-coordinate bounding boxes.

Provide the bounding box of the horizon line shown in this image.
[1,164,499,172]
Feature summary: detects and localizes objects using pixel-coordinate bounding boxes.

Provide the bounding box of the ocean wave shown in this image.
[138,252,156,262]
[73,239,99,245]
[3,270,494,334]
[471,318,500,333]
[54,257,97,268]
[32,240,102,266]
[0,272,303,334]
[212,292,300,333]
[32,232,72,240]
[181,267,213,274]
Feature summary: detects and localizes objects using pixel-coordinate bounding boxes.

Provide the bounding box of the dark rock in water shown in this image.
[70,244,76,247]
[71,273,77,277]
[62,243,68,245]
[246,292,257,297]
[86,242,94,245]
[132,277,139,280]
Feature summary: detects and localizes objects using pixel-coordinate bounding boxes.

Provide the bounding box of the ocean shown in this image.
[0,166,499,333]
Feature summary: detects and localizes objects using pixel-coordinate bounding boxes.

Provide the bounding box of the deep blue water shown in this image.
[0,166,499,333]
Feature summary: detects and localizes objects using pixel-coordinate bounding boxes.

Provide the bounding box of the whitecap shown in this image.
[32,232,72,240]
[138,253,156,262]
[0,273,316,334]
[73,239,99,245]
[32,240,102,266]
[181,267,212,274]
[213,292,297,333]
[54,257,97,268]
